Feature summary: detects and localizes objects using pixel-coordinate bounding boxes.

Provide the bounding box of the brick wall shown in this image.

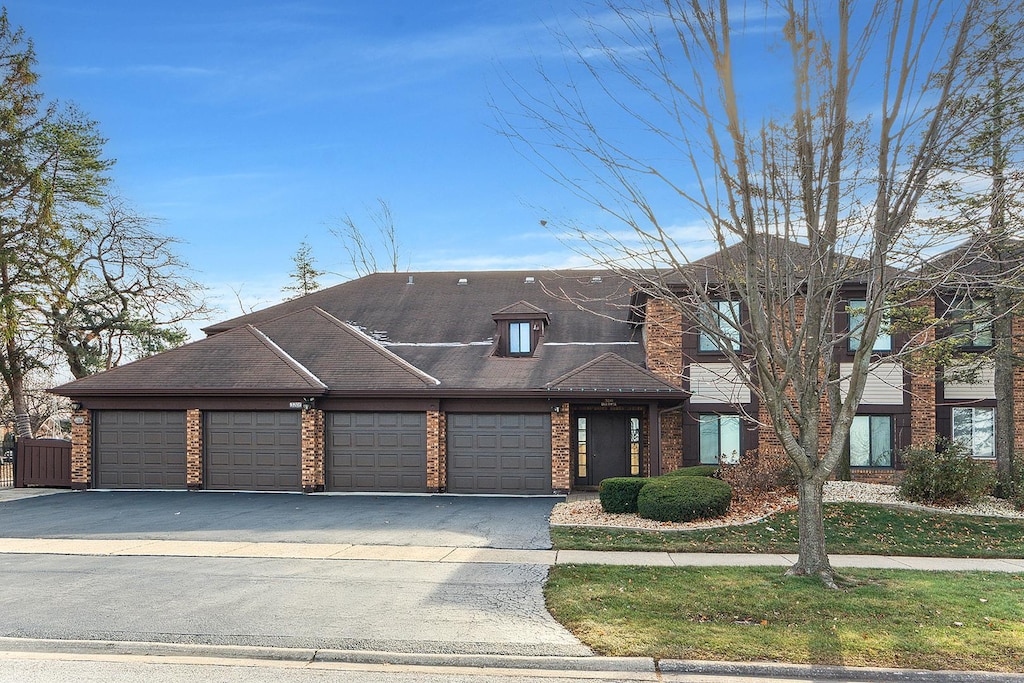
[551,403,570,492]
[1013,315,1024,450]
[660,409,683,472]
[70,408,91,489]
[300,408,325,492]
[427,410,444,492]
[186,409,202,489]
[909,297,937,446]
[850,468,901,485]
[645,298,683,386]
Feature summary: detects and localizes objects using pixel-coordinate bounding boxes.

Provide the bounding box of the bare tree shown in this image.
[332,198,404,277]
[41,196,209,378]
[502,0,991,585]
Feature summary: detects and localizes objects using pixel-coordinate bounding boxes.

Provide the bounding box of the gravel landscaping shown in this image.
[550,480,1024,530]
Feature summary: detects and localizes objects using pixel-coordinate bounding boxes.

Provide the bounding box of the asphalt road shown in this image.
[0,491,558,549]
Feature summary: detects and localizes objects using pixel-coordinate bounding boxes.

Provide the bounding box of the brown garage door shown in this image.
[205,411,301,491]
[446,413,552,494]
[326,412,427,492]
[94,410,187,489]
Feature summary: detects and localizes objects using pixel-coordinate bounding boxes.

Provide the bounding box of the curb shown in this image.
[0,637,653,673]
[1,637,1019,681]
[660,659,1024,682]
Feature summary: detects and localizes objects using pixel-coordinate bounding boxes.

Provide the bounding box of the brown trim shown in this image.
[74,397,314,411]
[440,398,555,413]
[318,397,437,412]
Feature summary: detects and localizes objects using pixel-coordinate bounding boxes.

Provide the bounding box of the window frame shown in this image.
[849,414,894,467]
[698,300,741,353]
[847,299,892,353]
[508,321,532,356]
[697,413,741,465]
[948,297,994,350]
[951,406,995,459]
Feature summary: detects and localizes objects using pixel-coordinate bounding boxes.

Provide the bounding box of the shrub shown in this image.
[899,439,995,506]
[660,465,719,478]
[598,477,649,513]
[718,448,796,502]
[636,476,732,522]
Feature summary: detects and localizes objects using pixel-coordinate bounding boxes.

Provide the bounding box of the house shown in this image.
[53,271,685,493]
[52,242,1012,494]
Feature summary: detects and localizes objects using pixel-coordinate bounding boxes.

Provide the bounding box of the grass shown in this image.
[545,565,1024,672]
[551,502,1024,558]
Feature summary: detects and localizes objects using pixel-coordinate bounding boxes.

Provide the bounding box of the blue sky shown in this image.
[7,0,644,326]
[5,2,962,336]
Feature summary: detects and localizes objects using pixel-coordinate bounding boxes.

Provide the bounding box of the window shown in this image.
[576,417,588,478]
[629,417,641,476]
[850,415,893,467]
[952,407,994,459]
[509,321,532,355]
[698,414,740,464]
[698,301,741,352]
[949,298,993,348]
[848,300,892,352]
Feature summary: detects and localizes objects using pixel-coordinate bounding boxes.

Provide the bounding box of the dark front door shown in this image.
[575,412,641,487]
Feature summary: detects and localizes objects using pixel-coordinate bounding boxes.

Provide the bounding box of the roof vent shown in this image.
[590,276,603,283]
[524,276,535,284]
[407,275,414,285]
[457,277,468,286]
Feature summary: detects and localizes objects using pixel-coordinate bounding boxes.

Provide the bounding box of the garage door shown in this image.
[326,412,427,492]
[205,411,301,491]
[94,410,187,489]
[446,413,551,494]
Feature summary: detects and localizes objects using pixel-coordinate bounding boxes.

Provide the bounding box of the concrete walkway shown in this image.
[1,489,1022,571]
[0,536,1022,571]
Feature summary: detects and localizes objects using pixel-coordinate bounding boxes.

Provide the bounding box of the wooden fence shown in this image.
[15,438,72,488]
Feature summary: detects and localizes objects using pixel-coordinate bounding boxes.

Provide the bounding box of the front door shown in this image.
[574,412,642,488]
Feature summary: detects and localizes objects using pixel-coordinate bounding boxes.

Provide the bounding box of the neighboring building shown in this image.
[51,243,1012,493]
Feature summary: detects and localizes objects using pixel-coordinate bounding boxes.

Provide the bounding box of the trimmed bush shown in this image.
[899,439,995,506]
[598,477,649,513]
[637,476,733,522]
[660,465,719,479]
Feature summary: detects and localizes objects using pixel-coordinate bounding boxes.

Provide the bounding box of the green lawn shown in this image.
[551,502,1024,558]
[545,565,1024,672]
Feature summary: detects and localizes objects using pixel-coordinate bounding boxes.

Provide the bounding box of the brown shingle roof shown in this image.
[203,270,634,344]
[256,307,439,389]
[491,300,550,318]
[52,325,327,397]
[545,352,682,392]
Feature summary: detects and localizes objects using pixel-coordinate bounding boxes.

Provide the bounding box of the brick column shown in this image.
[426,410,445,492]
[301,408,325,492]
[660,409,683,472]
[909,297,937,447]
[186,409,203,489]
[645,298,684,386]
[1013,315,1024,451]
[551,403,570,493]
[70,408,91,489]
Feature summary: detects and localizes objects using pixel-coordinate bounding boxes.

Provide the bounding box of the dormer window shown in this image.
[492,300,550,358]
[509,321,532,355]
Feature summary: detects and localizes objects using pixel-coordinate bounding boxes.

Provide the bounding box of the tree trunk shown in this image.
[786,476,837,587]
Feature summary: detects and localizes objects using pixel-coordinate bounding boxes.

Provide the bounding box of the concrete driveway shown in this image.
[0,490,559,549]
[0,490,589,656]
